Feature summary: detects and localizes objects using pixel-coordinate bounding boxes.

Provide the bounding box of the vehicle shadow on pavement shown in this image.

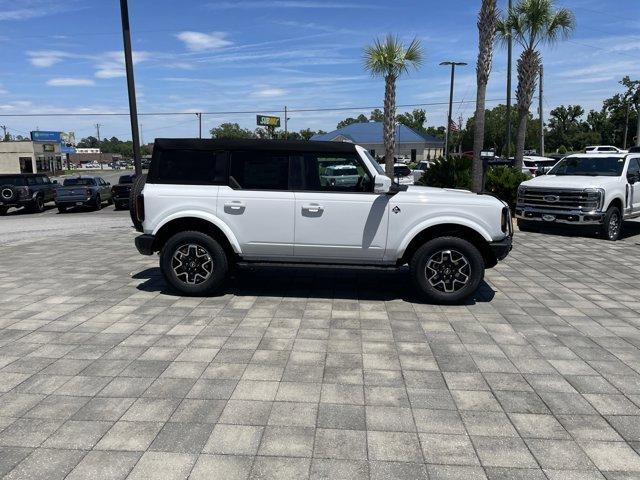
[133,266,495,305]
[522,219,640,241]
[2,205,57,216]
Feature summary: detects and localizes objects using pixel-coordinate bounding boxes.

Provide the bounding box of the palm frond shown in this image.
[363,35,423,79]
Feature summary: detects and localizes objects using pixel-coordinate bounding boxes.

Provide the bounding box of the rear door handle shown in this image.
[302,204,324,213]
[224,201,246,210]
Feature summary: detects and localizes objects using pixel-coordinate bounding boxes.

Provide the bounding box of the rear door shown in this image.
[217,150,295,258]
[292,151,389,261]
[627,158,640,215]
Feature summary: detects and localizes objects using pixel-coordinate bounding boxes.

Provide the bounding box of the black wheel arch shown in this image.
[400,224,496,269]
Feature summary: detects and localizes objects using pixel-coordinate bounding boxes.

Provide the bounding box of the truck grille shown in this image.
[517,187,602,211]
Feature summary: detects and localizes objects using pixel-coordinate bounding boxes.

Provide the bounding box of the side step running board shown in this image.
[235,261,400,272]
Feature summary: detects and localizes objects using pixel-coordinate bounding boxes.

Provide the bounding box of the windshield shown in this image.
[548,156,625,177]
[394,166,411,176]
[0,176,27,186]
[118,175,134,184]
[362,150,385,175]
[63,178,95,186]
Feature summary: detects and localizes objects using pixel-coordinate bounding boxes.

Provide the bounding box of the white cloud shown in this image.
[95,51,151,79]
[176,31,232,52]
[253,87,287,97]
[47,78,95,87]
[27,50,74,67]
[0,1,81,21]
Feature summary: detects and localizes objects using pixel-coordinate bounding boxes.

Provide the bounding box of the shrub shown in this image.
[557,145,567,154]
[484,166,530,211]
[417,156,472,190]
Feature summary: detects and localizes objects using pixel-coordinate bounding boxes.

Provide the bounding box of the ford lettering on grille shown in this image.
[543,195,559,203]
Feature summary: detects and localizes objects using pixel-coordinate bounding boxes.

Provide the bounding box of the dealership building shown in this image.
[0,131,74,174]
[311,122,444,162]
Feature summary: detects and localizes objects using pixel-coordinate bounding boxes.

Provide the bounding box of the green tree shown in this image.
[396,109,427,135]
[364,35,423,176]
[210,123,255,139]
[336,114,369,130]
[498,0,575,170]
[621,76,640,147]
[472,0,499,192]
[369,108,384,122]
[547,105,584,149]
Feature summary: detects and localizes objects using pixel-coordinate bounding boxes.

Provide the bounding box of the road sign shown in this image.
[257,115,280,127]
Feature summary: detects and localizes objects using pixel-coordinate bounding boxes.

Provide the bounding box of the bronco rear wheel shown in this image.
[160,231,228,296]
[410,236,484,304]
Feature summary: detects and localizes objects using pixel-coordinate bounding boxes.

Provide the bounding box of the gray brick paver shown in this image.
[1,225,640,478]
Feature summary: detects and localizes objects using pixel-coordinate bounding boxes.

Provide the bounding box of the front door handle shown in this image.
[224,201,246,210]
[302,204,324,213]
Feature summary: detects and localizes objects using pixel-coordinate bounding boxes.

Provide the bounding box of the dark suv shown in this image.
[0,174,57,215]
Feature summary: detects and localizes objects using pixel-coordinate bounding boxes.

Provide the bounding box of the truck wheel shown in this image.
[601,205,622,241]
[130,174,147,232]
[516,219,537,232]
[57,206,67,214]
[31,196,45,213]
[410,236,484,304]
[94,194,102,211]
[0,206,7,216]
[160,231,228,296]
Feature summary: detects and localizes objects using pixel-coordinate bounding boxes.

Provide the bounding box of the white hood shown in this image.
[522,175,622,190]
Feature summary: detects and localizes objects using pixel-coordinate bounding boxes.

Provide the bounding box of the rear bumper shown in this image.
[135,234,155,255]
[489,236,512,262]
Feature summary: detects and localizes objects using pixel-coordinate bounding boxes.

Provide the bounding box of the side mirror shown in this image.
[374,174,392,194]
[107,182,111,186]
[52,180,58,184]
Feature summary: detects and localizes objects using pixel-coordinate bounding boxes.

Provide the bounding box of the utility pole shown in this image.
[505,0,513,158]
[539,65,544,157]
[284,106,288,139]
[440,61,467,158]
[0,125,7,141]
[119,0,142,176]
[196,113,202,139]
[96,123,103,170]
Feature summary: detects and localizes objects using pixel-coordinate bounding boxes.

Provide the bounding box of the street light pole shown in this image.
[440,61,467,158]
[119,0,142,176]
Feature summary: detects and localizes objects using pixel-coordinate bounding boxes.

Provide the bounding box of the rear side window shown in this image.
[149,149,228,185]
[229,151,289,190]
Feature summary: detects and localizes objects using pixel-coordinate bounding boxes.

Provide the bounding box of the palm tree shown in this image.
[498,0,575,171]
[472,0,499,193]
[364,35,423,177]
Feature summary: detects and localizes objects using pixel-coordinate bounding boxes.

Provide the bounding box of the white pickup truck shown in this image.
[133,139,513,304]
[516,153,640,240]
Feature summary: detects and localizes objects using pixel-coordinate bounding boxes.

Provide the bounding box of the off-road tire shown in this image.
[57,206,67,214]
[601,205,622,241]
[30,195,45,213]
[130,173,147,232]
[0,206,8,216]
[0,185,17,203]
[94,194,102,211]
[410,236,485,305]
[160,231,229,296]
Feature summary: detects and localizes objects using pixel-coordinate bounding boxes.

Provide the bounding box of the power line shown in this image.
[0,98,512,118]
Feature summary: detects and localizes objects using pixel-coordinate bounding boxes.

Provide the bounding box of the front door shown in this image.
[218,150,295,258]
[293,152,389,261]
[628,158,640,215]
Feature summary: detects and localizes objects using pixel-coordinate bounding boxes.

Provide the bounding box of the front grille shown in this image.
[517,187,602,211]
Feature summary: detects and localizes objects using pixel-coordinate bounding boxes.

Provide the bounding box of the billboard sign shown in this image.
[256,115,280,127]
[60,132,76,154]
[31,131,62,142]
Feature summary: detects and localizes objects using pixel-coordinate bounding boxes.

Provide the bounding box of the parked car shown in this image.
[0,173,57,215]
[111,174,136,210]
[393,164,414,185]
[516,153,640,240]
[133,139,512,304]
[412,161,431,183]
[522,156,559,176]
[321,164,361,187]
[55,176,113,212]
[585,145,627,154]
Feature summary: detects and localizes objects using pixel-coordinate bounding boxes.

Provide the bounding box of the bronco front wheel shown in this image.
[160,231,228,296]
[410,236,484,304]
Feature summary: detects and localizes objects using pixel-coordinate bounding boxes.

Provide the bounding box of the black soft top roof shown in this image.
[0,173,47,178]
[153,138,358,154]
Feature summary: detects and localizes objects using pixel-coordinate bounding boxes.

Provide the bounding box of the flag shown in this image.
[449,119,459,134]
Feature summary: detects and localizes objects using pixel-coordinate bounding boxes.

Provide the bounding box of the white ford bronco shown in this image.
[516,153,640,240]
[134,139,512,303]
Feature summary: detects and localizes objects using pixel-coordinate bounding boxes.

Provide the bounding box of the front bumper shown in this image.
[515,207,604,225]
[135,234,155,255]
[489,236,512,262]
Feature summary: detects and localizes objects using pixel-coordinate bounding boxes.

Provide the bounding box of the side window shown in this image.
[27,177,37,186]
[628,159,640,176]
[301,153,372,192]
[151,149,226,185]
[34,176,44,185]
[229,151,289,190]
[43,176,51,184]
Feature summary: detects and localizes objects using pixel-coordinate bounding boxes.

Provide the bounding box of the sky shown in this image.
[0,0,638,142]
